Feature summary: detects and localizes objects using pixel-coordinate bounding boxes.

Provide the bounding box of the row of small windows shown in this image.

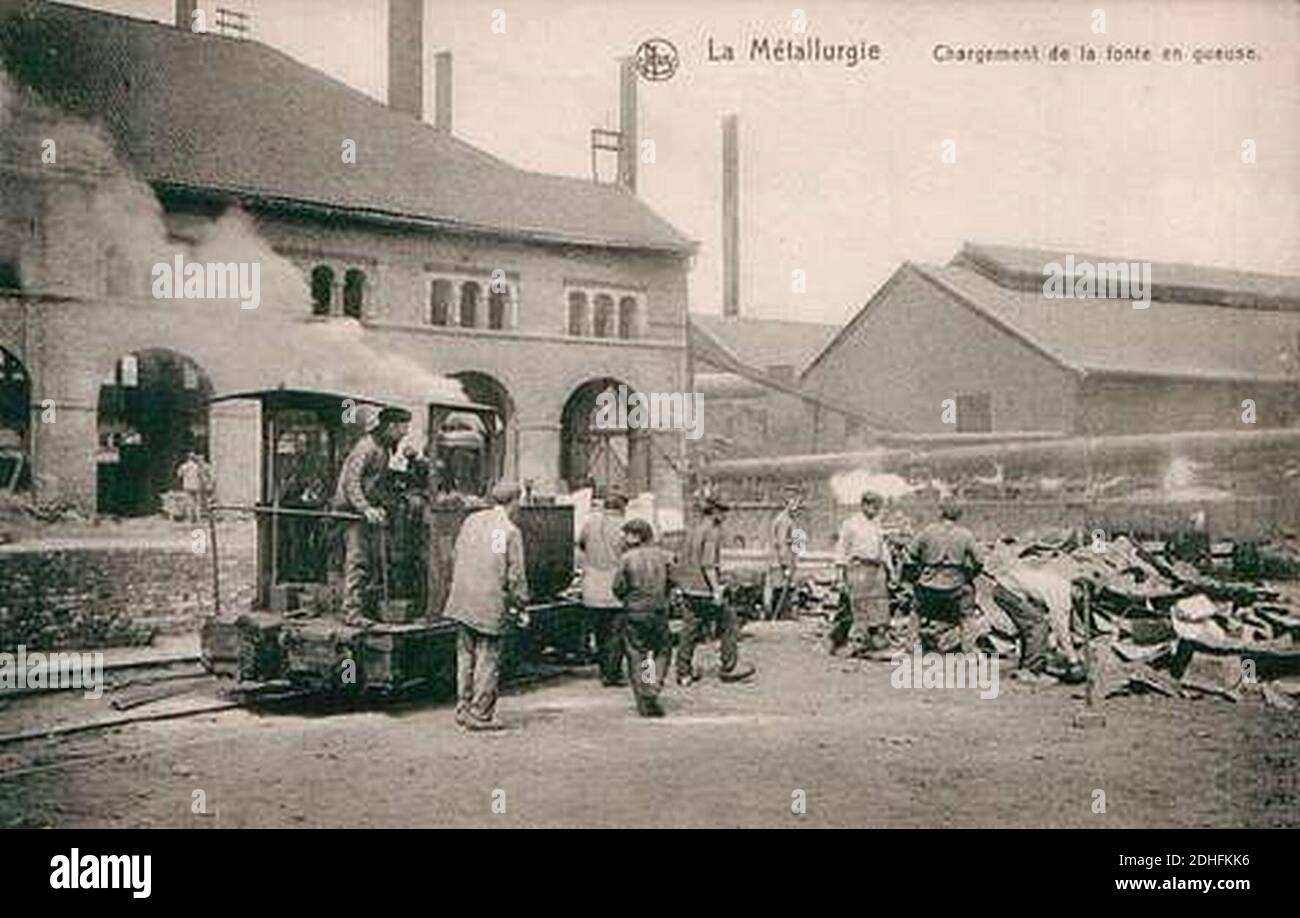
[311,265,367,318]
[428,278,515,330]
[567,290,641,339]
[304,266,639,340]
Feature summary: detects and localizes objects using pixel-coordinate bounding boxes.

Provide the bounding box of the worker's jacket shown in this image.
[678,521,721,594]
[612,545,677,615]
[443,505,530,635]
[770,510,797,569]
[907,521,983,591]
[332,434,389,515]
[578,510,625,609]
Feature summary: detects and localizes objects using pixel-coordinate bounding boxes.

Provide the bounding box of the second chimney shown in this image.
[175,0,198,30]
[434,50,453,133]
[722,114,740,317]
[388,0,424,120]
[617,57,638,192]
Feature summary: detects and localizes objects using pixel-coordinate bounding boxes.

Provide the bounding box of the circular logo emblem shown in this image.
[636,38,679,82]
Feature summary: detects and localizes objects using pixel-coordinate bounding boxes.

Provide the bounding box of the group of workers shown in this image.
[330,405,1077,732]
[330,406,757,730]
[578,489,756,718]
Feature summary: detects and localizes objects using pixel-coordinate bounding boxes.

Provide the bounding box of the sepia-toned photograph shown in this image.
[0,0,1296,862]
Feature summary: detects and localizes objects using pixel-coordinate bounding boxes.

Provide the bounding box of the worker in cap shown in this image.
[675,494,755,686]
[443,481,528,731]
[611,517,675,716]
[765,490,804,620]
[904,497,983,651]
[578,483,630,685]
[332,403,413,624]
[830,490,896,655]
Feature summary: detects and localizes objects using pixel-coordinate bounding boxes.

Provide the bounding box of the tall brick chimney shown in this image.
[175,0,198,30]
[722,114,740,317]
[388,0,424,120]
[434,50,452,133]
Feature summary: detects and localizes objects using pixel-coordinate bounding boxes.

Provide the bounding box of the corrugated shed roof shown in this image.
[690,313,839,372]
[0,0,694,253]
[957,242,1300,311]
[913,262,1300,383]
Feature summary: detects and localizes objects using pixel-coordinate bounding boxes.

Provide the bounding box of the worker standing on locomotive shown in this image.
[674,496,756,686]
[443,481,530,731]
[332,406,411,625]
[577,484,629,686]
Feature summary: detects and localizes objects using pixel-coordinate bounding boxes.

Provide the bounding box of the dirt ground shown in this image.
[1,619,1297,829]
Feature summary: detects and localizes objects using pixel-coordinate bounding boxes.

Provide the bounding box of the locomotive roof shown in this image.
[209,387,494,415]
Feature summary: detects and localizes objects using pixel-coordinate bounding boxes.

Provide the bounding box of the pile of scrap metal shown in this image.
[968,528,1300,706]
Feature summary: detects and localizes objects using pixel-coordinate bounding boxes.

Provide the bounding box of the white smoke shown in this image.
[828,467,918,504]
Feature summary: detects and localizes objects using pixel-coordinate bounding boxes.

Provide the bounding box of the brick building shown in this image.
[801,243,1300,440]
[0,0,695,517]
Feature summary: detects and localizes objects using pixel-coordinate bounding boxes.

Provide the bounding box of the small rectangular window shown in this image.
[955,393,992,433]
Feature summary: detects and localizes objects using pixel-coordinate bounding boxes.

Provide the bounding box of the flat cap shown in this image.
[490,481,522,504]
[378,406,413,425]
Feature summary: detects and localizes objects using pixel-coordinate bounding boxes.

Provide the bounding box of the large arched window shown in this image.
[310,266,334,315]
[567,291,589,336]
[342,269,366,318]
[617,296,639,339]
[459,281,481,328]
[429,278,453,326]
[592,294,614,339]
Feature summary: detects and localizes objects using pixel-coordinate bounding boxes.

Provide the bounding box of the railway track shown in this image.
[0,653,582,766]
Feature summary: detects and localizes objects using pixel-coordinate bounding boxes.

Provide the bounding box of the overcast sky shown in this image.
[80,0,1299,325]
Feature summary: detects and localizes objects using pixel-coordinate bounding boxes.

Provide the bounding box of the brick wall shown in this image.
[0,536,256,652]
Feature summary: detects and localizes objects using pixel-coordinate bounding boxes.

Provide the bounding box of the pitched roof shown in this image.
[689,313,839,373]
[912,261,1300,383]
[801,242,1300,384]
[0,1,694,253]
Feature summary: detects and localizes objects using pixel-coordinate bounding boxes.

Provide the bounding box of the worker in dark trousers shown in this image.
[675,497,755,686]
[578,485,629,685]
[612,518,675,717]
[904,498,982,651]
[332,406,411,625]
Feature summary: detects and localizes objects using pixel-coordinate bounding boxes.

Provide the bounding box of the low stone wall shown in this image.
[0,534,256,652]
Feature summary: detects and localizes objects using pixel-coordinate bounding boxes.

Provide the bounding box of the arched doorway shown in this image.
[560,378,651,494]
[448,371,516,483]
[0,346,31,492]
[96,349,212,516]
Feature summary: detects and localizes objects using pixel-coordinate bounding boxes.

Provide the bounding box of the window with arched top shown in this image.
[567,291,589,336]
[429,278,453,325]
[592,294,614,339]
[617,296,639,339]
[459,281,481,328]
[342,269,366,318]
[310,266,334,315]
[488,287,509,330]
